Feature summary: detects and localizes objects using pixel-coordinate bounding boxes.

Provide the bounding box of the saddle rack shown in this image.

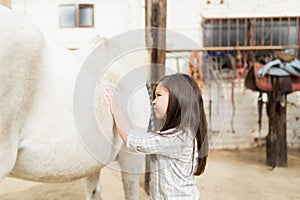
[245,57,300,167]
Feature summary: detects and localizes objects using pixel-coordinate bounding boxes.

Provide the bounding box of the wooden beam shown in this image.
[165,45,299,53]
[144,0,167,195]
[145,0,166,82]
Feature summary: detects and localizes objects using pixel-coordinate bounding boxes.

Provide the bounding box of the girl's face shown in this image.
[153,83,169,119]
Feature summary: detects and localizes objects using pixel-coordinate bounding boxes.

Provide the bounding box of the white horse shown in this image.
[0,5,150,200]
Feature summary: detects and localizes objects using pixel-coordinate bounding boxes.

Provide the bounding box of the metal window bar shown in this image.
[262,18,265,46]
[253,18,256,46]
[236,19,239,46]
[227,19,230,47]
[244,19,247,46]
[219,19,222,47]
[210,19,213,46]
[270,18,273,46]
[288,17,290,46]
[279,18,282,45]
[297,17,299,50]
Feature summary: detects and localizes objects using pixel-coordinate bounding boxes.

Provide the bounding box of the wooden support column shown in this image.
[145,0,166,82]
[266,77,287,167]
[144,0,167,195]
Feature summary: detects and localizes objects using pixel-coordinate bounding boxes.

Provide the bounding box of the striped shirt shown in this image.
[126,128,200,200]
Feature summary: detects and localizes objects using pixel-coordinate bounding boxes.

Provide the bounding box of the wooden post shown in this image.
[145,0,166,82]
[266,77,287,167]
[144,0,167,195]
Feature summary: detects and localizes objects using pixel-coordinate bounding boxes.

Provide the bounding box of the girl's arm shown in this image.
[105,88,186,158]
[113,116,129,144]
[105,88,132,143]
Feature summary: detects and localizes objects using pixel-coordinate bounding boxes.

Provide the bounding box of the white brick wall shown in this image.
[287,92,300,148]
[207,80,300,149]
[201,0,300,18]
[167,0,202,45]
[12,0,145,48]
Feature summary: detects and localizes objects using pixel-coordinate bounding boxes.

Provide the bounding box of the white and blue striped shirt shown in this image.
[126,128,200,200]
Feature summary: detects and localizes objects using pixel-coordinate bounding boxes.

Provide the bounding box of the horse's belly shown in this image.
[11,117,102,182]
[8,42,122,182]
[11,104,120,182]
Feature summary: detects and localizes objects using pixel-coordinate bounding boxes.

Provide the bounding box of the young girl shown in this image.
[109,73,208,200]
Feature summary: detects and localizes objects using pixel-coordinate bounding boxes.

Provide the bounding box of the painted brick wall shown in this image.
[206,80,300,149]
[12,0,145,49]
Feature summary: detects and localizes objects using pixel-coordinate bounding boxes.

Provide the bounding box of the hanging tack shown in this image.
[147,81,155,131]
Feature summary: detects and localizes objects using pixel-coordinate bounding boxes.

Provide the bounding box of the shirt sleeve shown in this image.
[126,129,185,158]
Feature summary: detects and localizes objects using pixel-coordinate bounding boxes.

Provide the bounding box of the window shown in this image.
[203,17,300,49]
[206,0,224,5]
[59,4,94,28]
[59,5,76,28]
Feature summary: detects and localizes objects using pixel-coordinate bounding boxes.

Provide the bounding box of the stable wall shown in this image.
[207,80,300,149]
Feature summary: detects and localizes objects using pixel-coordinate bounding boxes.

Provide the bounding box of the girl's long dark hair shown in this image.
[153,73,208,176]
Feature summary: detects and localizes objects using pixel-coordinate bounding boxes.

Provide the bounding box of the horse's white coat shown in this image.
[0,5,149,199]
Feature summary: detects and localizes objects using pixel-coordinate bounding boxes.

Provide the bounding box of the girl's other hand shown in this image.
[104,87,115,114]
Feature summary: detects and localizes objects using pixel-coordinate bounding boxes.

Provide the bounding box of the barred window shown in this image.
[203,17,299,49]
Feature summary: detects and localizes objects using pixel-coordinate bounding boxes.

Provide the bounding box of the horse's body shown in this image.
[0,5,148,199]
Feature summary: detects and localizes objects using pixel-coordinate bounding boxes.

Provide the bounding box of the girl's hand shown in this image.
[104,87,125,127]
[104,87,132,142]
[104,87,114,114]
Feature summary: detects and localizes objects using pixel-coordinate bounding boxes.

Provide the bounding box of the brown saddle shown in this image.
[245,61,300,134]
[245,62,300,93]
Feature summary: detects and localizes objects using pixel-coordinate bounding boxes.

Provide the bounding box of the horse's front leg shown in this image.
[83,171,102,200]
[0,125,19,182]
[118,144,145,200]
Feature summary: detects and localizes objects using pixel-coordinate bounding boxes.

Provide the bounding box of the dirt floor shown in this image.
[0,147,299,200]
